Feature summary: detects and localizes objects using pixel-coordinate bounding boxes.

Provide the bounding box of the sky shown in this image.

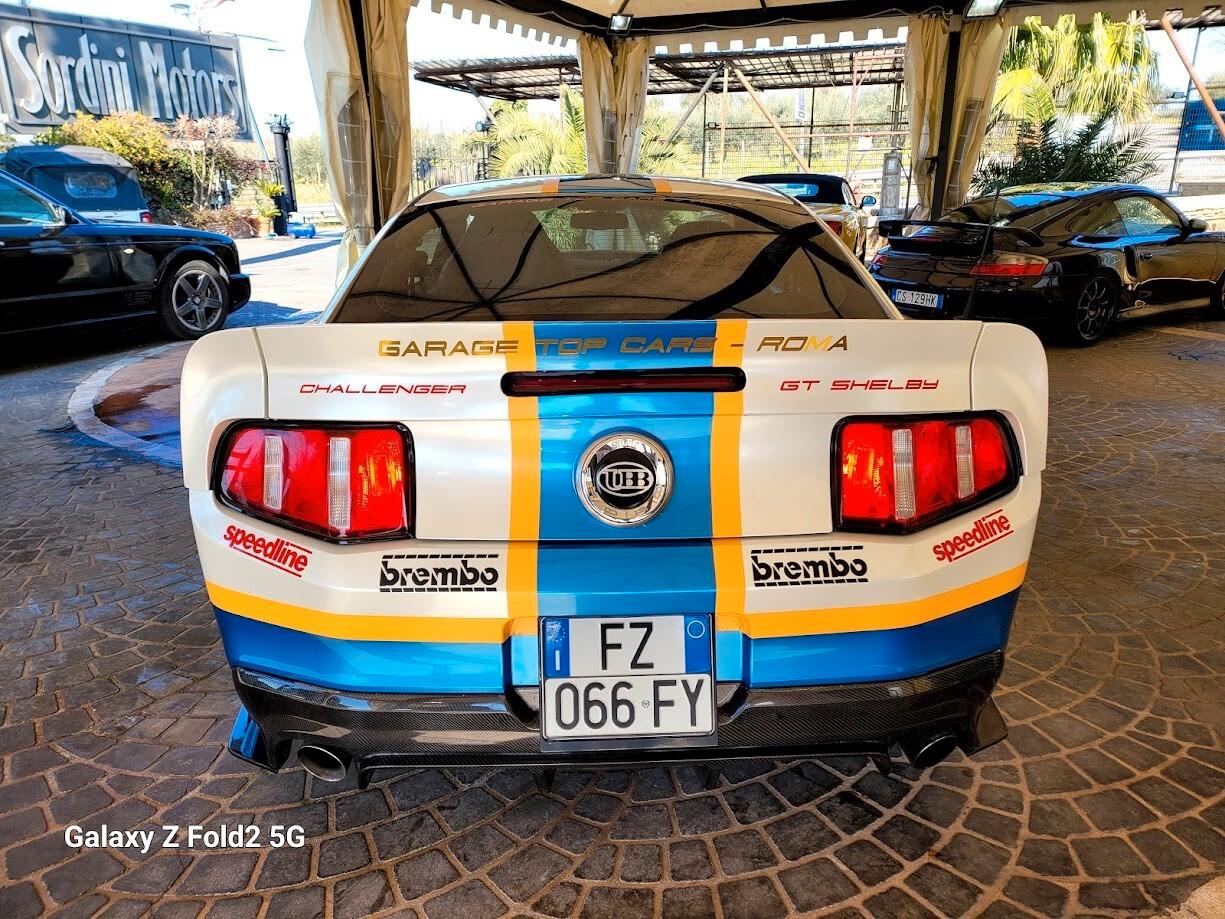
[21,0,579,138]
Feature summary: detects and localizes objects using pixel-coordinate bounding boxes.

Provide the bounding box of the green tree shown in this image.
[291,133,325,185]
[972,113,1158,193]
[994,13,1156,125]
[488,87,694,177]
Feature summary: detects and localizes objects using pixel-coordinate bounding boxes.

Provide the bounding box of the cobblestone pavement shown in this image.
[1,318,1223,918]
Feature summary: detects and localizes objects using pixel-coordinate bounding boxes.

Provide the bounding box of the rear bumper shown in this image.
[228,272,251,312]
[227,651,1007,781]
[871,272,1079,321]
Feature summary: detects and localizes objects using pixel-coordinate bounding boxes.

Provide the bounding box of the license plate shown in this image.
[892,288,943,309]
[540,615,714,741]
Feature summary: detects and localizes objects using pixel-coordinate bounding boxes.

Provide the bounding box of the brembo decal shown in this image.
[932,511,1013,563]
[750,546,869,587]
[780,379,939,392]
[299,383,466,395]
[379,553,501,592]
[223,524,311,576]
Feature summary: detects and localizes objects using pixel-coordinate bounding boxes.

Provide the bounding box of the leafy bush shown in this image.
[36,112,260,216]
[180,206,256,237]
[972,114,1157,194]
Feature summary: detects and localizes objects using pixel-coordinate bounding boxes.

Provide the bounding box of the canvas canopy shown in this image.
[306,0,1175,272]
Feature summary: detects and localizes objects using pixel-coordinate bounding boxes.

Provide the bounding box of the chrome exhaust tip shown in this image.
[297,745,350,782]
[903,733,959,769]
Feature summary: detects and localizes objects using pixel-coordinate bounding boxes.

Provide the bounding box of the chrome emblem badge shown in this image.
[578,433,673,526]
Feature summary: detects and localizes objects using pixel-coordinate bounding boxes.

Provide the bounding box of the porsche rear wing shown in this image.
[878,220,1043,257]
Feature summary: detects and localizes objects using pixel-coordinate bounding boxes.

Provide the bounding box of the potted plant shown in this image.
[256,200,281,236]
[253,179,285,236]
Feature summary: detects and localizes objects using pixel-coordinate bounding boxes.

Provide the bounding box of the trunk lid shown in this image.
[253,319,984,541]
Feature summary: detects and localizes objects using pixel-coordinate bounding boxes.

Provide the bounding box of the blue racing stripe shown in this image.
[533,321,719,542]
[536,542,715,616]
[716,589,1019,686]
[214,609,505,693]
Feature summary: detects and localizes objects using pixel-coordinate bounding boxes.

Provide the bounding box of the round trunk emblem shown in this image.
[577,433,673,526]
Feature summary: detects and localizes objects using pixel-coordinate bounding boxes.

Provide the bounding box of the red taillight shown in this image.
[970,253,1048,277]
[218,424,412,541]
[823,218,844,237]
[837,415,1017,532]
[140,211,153,223]
[870,248,892,269]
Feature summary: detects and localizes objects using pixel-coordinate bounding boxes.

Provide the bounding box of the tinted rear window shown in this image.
[944,194,1068,227]
[331,194,888,323]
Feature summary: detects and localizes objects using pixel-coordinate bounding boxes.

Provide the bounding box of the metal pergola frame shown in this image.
[413,41,906,101]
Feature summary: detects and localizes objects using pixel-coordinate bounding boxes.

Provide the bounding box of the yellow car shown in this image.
[739,173,875,260]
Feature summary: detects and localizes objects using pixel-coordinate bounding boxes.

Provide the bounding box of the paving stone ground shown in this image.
[1,316,1224,918]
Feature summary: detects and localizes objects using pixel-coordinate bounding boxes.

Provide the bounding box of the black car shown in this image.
[869,183,1225,344]
[0,168,250,340]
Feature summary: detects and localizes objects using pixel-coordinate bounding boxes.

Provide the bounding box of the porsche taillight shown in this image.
[823,218,844,237]
[837,415,1017,533]
[217,424,412,541]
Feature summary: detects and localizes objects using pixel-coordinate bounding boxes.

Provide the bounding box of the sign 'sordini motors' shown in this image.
[0,3,251,139]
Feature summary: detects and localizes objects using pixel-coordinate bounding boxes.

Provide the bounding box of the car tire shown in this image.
[157,259,230,340]
[1210,272,1225,318]
[1065,274,1119,346]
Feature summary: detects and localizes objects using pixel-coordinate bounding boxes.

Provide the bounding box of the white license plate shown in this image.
[540,615,714,741]
[892,288,943,309]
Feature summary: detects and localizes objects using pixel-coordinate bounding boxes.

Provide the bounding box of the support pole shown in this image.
[929,20,962,218]
[1161,17,1225,143]
[734,67,809,172]
[846,51,860,176]
[719,65,729,174]
[664,70,720,147]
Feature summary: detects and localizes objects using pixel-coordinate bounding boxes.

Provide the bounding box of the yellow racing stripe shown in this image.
[207,582,509,643]
[711,318,748,630]
[503,320,539,632]
[719,563,1028,639]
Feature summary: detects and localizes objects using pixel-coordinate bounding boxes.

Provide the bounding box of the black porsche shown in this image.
[868,183,1225,344]
[0,169,250,340]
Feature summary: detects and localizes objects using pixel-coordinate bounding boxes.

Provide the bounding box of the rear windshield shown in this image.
[331,194,888,323]
[36,166,145,210]
[759,180,841,204]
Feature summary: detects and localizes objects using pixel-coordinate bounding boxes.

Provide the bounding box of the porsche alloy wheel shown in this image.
[160,260,229,339]
[1070,276,1117,346]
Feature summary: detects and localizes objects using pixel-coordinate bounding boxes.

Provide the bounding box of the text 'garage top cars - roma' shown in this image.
[869,183,1225,345]
[181,175,1048,787]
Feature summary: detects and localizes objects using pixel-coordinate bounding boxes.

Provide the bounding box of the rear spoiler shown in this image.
[878,220,1043,255]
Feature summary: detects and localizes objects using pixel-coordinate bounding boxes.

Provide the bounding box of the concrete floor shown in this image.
[0,293,1223,917]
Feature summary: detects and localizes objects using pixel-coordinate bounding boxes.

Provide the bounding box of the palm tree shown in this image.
[994,13,1156,125]
[972,113,1158,193]
[488,87,695,177]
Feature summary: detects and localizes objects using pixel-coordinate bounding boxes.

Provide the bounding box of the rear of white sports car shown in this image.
[182,176,1047,786]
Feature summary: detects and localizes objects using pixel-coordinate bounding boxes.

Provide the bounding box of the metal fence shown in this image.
[695,120,911,200]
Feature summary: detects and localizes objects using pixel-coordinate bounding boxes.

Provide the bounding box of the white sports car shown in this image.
[182,175,1047,786]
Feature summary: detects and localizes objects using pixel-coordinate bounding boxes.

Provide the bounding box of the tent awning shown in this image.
[413,0,1222,49]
